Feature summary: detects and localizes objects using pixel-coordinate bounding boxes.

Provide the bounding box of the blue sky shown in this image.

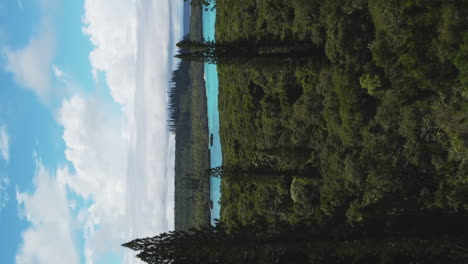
[0,1,182,263]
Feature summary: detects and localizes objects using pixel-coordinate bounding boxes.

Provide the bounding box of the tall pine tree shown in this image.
[175,39,321,65]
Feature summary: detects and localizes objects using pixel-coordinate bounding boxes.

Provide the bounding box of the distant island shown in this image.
[171,3,211,231]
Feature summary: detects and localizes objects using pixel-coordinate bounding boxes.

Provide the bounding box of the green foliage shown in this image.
[173,2,467,261]
[359,73,381,95]
[216,0,468,232]
[454,33,468,87]
[124,217,468,263]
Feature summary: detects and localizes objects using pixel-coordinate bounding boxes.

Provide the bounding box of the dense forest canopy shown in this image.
[216,0,468,228]
[215,0,468,261]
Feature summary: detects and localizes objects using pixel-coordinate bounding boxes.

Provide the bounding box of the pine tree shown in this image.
[175,39,321,65]
[123,218,468,263]
[122,221,294,264]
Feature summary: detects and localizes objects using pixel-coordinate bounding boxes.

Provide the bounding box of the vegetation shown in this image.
[217,0,468,229]
[124,215,468,263]
[175,39,322,64]
[215,0,468,261]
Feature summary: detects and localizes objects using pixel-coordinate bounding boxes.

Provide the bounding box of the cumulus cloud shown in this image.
[129,0,182,237]
[0,176,9,211]
[57,95,129,259]
[82,0,137,107]
[3,0,182,262]
[4,0,183,259]
[15,158,79,264]
[56,91,175,264]
[3,21,55,101]
[52,0,183,263]
[0,124,10,162]
[58,96,127,199]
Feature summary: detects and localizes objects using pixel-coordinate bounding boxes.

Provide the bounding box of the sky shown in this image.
[0,0,182,263]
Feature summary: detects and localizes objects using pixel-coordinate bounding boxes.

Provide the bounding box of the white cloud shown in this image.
[58,96,127,200]
[15,158,79,264]
[129,0,182,237]
[82,0,137,107]
[6,0,183,262]
[3,21,55,101]
[0,176,9,211]
[55,0,183,263]
[57,95,129,262]
[17,0,23,9]
[56,92,176,263]
[0,124,10,162]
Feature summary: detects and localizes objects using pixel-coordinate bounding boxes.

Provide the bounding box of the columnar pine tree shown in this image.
[175,39,321,65]
[123,219,468,263]
[122,224,264,264]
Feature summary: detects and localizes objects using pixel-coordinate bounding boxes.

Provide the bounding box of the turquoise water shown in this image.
[202,6,222,225]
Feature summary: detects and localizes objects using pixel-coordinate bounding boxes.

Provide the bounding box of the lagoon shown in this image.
[202,5,222,226]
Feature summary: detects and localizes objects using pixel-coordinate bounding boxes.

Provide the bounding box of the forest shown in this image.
[126,0,468,263]
[216,0,468,228]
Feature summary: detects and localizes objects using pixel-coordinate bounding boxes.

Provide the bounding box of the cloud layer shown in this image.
[12,0,183,263]
[61,0,181,263]
[57,95,129,262]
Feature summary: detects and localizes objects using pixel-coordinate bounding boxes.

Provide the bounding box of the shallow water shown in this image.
[202,5,222,225]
